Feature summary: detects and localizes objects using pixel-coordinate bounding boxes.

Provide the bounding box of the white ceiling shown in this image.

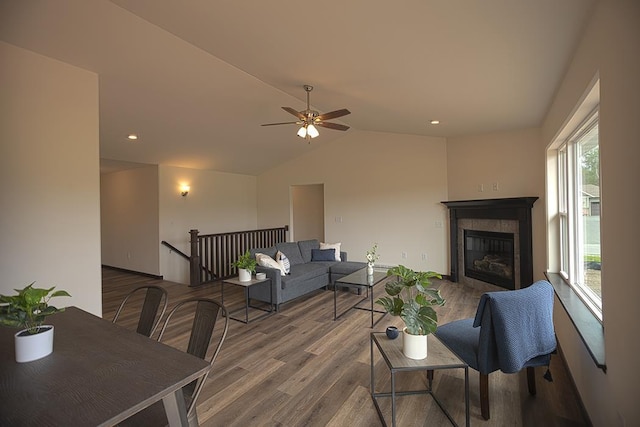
[0,0,595,176]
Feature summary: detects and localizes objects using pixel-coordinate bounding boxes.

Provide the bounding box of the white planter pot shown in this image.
[238,268,252,282]
[15,325,54,363]
[402,327,428,360]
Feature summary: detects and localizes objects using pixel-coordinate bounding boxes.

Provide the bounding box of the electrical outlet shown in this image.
[478,184,484,192]
[335,216,343,223]
[422,253,427,261]
[435,220,443,228]
[401,252,407,259]
[492,182,499,191]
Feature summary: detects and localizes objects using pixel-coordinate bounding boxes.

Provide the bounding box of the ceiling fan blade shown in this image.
[282,107,306,120]
[316,121,350,131]
[316,108,351,121]
[261,121,300,126]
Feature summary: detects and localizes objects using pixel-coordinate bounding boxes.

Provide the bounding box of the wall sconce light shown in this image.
[180,184,190,197]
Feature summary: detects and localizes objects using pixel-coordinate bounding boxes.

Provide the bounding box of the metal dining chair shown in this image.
[112,285,169,338]
[120,298,229,427]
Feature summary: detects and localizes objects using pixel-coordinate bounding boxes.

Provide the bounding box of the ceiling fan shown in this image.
[261,85,351,142]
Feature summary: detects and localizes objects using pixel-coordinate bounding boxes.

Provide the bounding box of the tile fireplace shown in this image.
[442,197,538,290]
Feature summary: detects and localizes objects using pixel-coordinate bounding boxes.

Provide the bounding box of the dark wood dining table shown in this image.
[0,306,210,426]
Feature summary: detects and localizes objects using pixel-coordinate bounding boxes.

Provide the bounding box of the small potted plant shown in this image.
[375,265,445,359]
[0,282,71,363]
[232,250,257,282]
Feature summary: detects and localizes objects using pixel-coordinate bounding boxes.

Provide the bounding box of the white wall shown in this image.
[100,165,160,275]
[542,2,640,425]
[0,42,102,316]
[158,165,257,283]
[257,130,449,272]
[446,128,546,282]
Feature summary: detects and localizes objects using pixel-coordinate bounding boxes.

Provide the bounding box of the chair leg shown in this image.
[480,373,490,420]
[188,409,199,427]
[527,366,536,395]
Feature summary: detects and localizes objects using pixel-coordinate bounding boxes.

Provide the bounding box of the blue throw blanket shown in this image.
[473,280,557,373]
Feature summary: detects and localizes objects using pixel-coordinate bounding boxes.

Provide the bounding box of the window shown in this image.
[557,111,602,319]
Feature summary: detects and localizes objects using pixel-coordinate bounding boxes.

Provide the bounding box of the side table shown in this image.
[370,332,470,427]
[221,277,274,323]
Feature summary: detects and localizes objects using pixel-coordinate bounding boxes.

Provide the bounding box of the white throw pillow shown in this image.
[320,242,342,261]
[256,253,286,275]
[276,251,291,274]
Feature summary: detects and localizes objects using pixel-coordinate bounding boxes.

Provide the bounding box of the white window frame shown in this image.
[556,109,602,320]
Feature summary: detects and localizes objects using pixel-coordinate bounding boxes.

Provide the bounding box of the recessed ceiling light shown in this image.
[127,134,138,140]
[429,120,440,125]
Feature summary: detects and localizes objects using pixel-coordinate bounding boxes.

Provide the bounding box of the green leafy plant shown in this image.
[232,250,257,273]
[375,265,445,335]
[0,283,71,334]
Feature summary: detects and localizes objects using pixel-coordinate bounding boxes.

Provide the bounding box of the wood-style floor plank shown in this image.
[101,267,589,426]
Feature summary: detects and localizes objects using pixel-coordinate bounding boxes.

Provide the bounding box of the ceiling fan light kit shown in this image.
[262,85,350,143]
[297,123,319,139]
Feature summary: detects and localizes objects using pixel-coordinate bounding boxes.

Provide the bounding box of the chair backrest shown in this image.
[474,280,556,374]
[157,298,229,417]
[112,286,169,337]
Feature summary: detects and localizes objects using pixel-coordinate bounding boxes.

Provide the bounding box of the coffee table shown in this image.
[221,277,274,323]
[334,268,388,327]
[370,332,470,427]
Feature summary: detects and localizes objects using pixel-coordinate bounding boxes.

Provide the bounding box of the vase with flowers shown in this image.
[366,243,379,275]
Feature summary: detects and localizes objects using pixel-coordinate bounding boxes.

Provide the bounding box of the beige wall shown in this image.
[158,165,257,283]
[258,130,449,272]
[0,42,102,315]
[446,128,546,282]
[100,165,160,275]
[291,184,325,242]
[542,2,640,425]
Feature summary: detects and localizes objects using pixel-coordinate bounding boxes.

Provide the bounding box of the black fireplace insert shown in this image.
[464,229,515,289]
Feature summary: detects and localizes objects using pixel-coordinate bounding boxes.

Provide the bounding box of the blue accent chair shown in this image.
[435,280,556,420]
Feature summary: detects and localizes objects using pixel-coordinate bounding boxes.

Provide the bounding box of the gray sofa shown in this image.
[248,239,366,310]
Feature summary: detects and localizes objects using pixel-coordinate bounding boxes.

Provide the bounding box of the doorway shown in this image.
[291,184,325,242]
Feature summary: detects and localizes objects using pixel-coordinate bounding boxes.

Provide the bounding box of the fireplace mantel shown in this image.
[441,197,538,287]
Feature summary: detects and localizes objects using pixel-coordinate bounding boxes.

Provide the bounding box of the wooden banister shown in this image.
[188,226,288,286]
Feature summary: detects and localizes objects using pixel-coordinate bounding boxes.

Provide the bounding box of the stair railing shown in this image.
[184,226,288,286]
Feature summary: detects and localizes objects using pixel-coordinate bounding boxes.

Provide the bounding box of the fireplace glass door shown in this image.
[464,230,515,289]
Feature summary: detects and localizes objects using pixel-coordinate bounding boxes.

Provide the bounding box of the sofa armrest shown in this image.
[340,251,348,262]
[253,265,282,306]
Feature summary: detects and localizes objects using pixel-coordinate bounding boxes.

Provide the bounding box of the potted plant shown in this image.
[0,282,71,363]
[375,265,445,359]
[232,250,257,282]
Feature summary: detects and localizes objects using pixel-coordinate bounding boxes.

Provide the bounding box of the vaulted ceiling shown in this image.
[0,0,595,175]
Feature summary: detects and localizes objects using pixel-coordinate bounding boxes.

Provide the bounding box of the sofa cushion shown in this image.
[330,261,367,276]
[311,248,337,262]
[276,242,305,266]
[281,263,329,289]
[320,242,342,261]
[256,253,286,275]
[276,250,291,274]
[250,246,277,260]
[297,239,320,263]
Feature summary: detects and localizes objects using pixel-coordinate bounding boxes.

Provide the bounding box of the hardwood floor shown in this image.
[102,268,590,426]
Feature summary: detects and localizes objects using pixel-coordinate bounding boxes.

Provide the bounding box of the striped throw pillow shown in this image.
[276,251,291,274]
